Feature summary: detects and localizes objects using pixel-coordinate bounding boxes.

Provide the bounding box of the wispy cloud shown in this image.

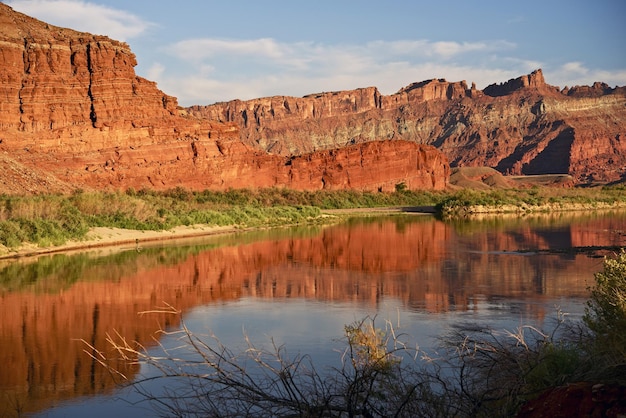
[170,38,288,61]
[547,62,626,89]
[506,15,526,24]
[153,36,626,105]
[157,37,523,105]
[6,0,153,41]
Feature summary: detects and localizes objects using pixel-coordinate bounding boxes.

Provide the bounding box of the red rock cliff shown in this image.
[191,69,626,184]
[0,4,449,194]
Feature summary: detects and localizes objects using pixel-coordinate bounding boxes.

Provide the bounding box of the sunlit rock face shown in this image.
[3,1,624,192]
[0,3,449,194]
[192,69,626,184]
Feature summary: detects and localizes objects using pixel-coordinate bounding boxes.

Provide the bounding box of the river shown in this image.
[1,211,625,417]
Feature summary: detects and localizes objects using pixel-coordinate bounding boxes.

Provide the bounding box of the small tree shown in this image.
[395,182,407,193]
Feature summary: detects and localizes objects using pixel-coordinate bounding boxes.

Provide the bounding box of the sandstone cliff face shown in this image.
[0,4,203,147]
[0,4,448,193]
[191,69,626,184]
[189,79,473,156]
[285,140,448,191]
[3,2,623,190]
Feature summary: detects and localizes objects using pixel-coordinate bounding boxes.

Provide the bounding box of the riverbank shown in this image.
[0,225,241,260]
[1,184,625,260]
[3,201,626,261]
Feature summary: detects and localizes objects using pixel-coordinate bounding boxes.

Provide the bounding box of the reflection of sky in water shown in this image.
[38,294,588,418]
[175,293,587,357]
[177,298,440,366]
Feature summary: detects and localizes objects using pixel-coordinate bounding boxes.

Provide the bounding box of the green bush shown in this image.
[524,342,583,391]
[583,250,626,365]
[0,220,28,247]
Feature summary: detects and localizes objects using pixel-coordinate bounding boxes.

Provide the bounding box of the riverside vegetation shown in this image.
[87,250,626,417]
[1,184,626,251]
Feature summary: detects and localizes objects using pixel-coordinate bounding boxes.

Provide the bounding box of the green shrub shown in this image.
[0,220,27,247]
[524,343,583,391]
[583,250,626,365]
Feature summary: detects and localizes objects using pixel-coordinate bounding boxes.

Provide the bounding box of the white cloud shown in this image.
[506,15,526,24]
[560,62,589,76]
[430,41,492,58]
[498,57,544,72]
[169,38,287,61]
[145,62,165,81]
[6,0,153,41]
[546,63,626,89]
[153,37,526,105]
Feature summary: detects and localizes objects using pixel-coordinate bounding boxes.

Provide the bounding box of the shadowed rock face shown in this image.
[0,4,448,194]
[191,69,626,184]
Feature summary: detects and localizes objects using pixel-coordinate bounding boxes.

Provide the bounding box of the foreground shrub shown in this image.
[583,249,626,379]
[88,315,447,417]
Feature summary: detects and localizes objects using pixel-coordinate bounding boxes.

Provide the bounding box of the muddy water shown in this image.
[1,211,625,417]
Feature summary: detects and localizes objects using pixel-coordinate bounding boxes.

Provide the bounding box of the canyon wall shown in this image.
[2,3,624,190]
[0,4,448,193]
[192,70,626,184]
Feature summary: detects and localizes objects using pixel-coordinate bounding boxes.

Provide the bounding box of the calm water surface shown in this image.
[1,211,625,417]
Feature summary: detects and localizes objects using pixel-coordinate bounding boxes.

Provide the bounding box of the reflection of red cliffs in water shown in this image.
[0,267,243,416]
[1,215,621,416]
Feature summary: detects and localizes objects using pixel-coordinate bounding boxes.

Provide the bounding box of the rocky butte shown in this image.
[191,70,626,185]
[0,3,448,194]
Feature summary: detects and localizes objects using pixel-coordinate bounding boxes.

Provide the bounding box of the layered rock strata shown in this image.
[192,70,626,184]
[0,4,448,193]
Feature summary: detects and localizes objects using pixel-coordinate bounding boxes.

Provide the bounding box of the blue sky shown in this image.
[4,0,626,106]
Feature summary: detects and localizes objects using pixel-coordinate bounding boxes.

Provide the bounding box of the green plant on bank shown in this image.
[84,250,626,417]
[436,186,626,217]
[583,249,626,375]
[0,195,89,247]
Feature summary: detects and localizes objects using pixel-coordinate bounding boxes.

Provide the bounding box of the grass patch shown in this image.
[436,185,626,217]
